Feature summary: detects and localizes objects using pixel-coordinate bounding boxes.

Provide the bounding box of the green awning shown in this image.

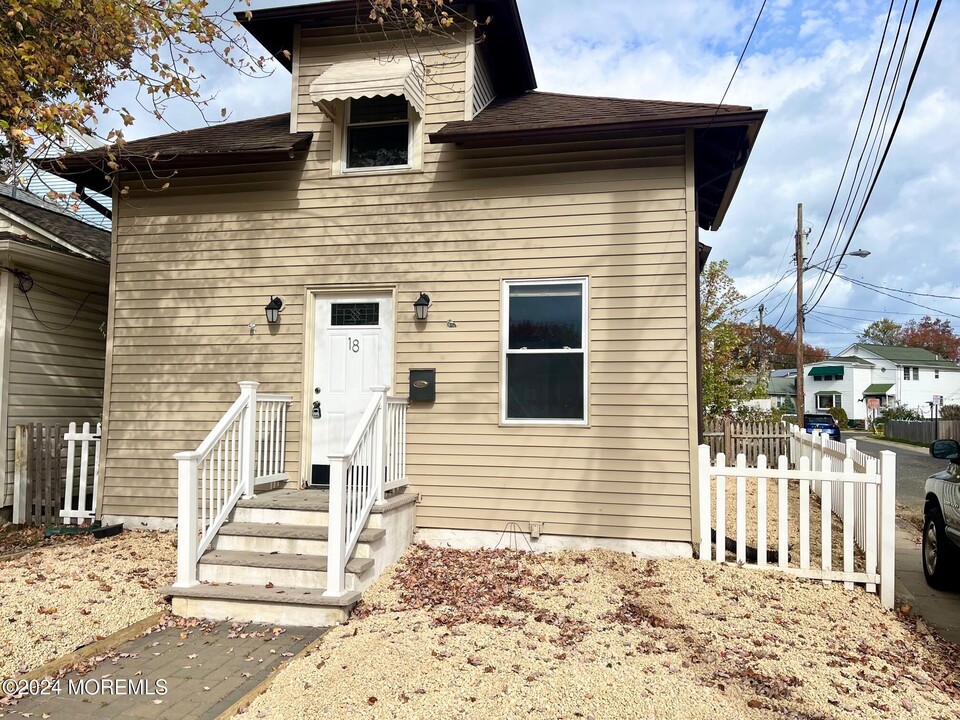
[863,383,894,395]
[809,365,844,377]
[815,390,841,396]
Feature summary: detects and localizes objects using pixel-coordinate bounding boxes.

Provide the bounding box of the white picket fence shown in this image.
[789,425,882,561]
[12,421,102,526]
[698,434,896,609]
[61,422,101,524]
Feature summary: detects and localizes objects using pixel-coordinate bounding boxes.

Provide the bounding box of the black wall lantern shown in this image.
[413,292,430,321]
[265,296,283,324]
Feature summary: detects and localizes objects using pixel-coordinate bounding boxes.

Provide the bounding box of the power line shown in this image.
[836,274,960,301]
[808,0,898,262]
[819,304,949,317]
[808,0,915,302]
[842,275,960,320]
[710,0,768,121]
[808,0,943,314]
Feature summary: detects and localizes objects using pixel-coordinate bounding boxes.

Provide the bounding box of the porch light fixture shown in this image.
[413,292,430,321]
[264,296,283,324]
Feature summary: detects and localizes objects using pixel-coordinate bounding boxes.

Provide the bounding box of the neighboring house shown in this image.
[45,1,765,556]
[4,127,112,230]
[768,375,796,410]
[0,185,110,516]
[804,344,960,420]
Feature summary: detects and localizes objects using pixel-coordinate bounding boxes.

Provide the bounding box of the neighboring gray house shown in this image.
[768,375,796,410]
[0,186,110,517]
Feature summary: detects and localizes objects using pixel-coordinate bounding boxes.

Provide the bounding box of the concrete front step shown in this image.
[167,583,360,626]
[213,522,385,558]
[198,549,373,591]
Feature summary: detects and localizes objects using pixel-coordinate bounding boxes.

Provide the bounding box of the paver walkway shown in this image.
[1,620,324,719]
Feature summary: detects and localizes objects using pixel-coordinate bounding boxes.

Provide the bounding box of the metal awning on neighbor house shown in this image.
[863,383,894,395]
[310,58,425,118]
[809,365,844,377]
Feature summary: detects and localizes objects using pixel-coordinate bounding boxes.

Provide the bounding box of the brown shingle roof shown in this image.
[0,230,92,260]
[0,190,110,262]
[39,113,313,195]
[431,91,763,144]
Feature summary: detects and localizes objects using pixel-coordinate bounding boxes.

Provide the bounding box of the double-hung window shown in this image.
[501,278,588,424]
[345,96,411,170]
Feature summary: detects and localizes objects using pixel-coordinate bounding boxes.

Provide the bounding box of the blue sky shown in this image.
[117,0,959,355]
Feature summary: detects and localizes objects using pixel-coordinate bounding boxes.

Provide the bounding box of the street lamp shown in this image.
[795,201,870,429]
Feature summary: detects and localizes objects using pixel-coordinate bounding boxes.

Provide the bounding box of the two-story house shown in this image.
[45,0,766,623]
[805,343,960,420]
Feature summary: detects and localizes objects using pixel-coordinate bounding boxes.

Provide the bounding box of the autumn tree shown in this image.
[858,318,902,345]
[700,260,763,415]
[738,324,829,370]
[899,316,960,362]
[1,0,269,170]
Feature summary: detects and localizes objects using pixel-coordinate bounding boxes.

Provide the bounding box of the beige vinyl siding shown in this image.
[1,265,107,505]
[102,32,698,543]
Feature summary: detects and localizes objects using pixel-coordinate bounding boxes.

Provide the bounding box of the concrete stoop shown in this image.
[166,489,416,626]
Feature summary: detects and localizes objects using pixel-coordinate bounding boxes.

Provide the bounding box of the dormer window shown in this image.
[346,96,411,170]
[310,57,425,175]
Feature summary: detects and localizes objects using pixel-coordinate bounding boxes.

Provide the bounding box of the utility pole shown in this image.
[795,203,806,428]
[756,304,766,373]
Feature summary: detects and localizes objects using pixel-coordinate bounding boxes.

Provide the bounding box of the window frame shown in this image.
[340,96,417,175]
[816,394,842,410]
[903,366,911,380]
[500,277,589,427]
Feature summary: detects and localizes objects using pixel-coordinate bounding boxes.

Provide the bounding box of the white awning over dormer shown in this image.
[310,58,425,118]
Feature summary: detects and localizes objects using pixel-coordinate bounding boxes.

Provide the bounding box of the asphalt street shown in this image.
[848,433,945,511]
[847,432,960,644]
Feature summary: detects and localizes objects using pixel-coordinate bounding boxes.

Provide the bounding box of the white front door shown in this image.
[310,293,394,486]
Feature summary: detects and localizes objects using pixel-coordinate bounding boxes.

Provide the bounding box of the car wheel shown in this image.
[922,506,955,589]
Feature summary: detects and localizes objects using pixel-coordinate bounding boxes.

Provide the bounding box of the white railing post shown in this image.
[173,451,200,588]
[238,381,259,498]
[325,453,348,598]
[371,385,389,507]
[697,445,711,562]
[879,450,897,610]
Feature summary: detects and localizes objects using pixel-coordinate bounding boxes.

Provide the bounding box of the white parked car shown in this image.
[924,439,960,588]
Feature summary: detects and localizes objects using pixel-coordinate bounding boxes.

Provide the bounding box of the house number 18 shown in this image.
[348,338,360,353]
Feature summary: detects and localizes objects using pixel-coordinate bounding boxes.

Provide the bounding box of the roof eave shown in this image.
[706,114,764,231]
[39,135,313,194]
[428,109,767,146]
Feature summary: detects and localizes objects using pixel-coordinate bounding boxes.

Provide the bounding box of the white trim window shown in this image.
[817,394,842,410]
[344,95,413,171]
[501,278,588,424]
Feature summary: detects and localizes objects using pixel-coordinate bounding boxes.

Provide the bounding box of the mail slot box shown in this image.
[409,368,436,403]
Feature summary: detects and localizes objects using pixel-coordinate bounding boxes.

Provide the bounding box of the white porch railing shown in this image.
[173,381,293,588]
[325,385,409,598]
[698,439,896,609]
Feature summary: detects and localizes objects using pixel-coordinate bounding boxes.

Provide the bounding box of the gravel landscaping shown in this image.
[0,530,176,677]
[240,545,960,720]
